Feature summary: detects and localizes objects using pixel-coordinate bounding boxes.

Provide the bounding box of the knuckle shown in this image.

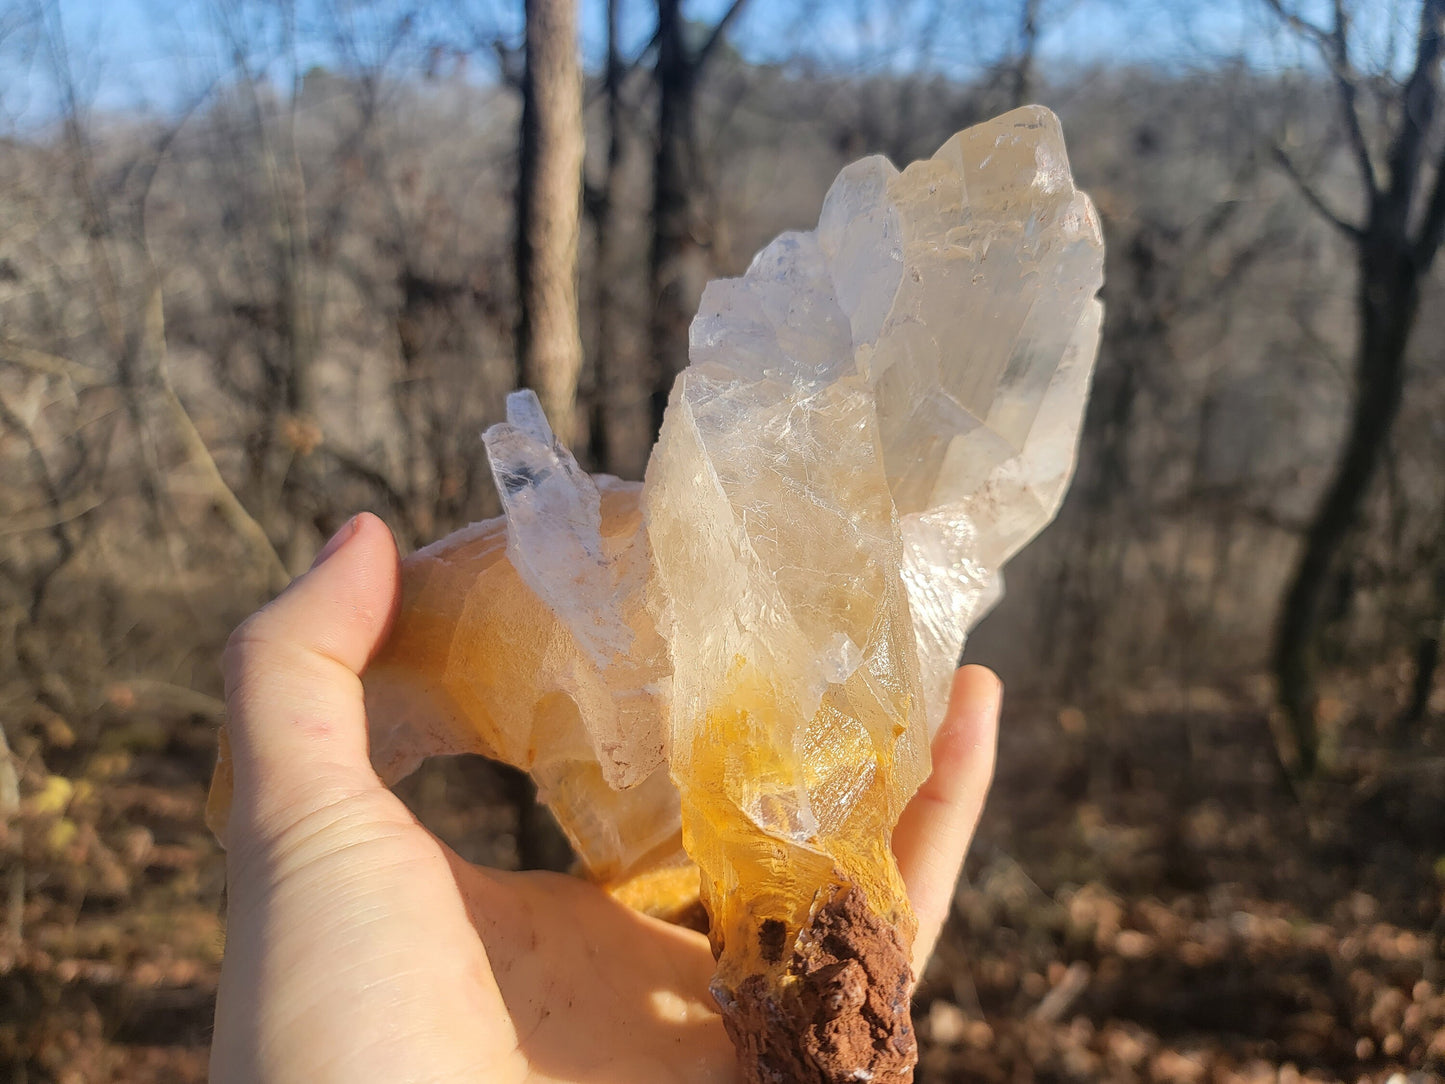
[227,781,398,883]
[222,610,295,690]
[223,611,267,663]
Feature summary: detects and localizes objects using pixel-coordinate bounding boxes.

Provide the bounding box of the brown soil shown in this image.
[3,670,1442,1082]
[914,683,1445,1083]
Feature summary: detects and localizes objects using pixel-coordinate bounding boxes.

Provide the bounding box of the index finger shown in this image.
[893,664,1001,973]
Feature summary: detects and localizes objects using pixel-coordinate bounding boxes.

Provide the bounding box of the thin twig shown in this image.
[0,341,107,387]
[1270,144,1363,239]
[695,0,751,66]
[0,493,107,536]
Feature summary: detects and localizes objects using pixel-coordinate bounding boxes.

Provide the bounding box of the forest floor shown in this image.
[2,665,1443,1083]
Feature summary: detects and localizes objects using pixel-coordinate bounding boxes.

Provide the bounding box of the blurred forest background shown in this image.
[2,0,1444,1080]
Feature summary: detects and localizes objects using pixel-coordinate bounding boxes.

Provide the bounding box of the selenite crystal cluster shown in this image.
[643,104,1103,1082]
[207,105,1104,1084]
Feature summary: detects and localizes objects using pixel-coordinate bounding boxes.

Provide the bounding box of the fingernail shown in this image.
[311,516,359,569]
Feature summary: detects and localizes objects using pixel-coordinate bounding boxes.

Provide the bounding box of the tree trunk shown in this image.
[590,0,652,478]
[1402,527,1445,725]
[1010,0,1042,109]
[516,0,585,447]
[648,0,708,436]
[1272,239,1419,775]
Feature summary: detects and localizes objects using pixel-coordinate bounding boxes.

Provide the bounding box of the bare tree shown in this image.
[14,1,291,592]
[1265,0,1445,775]
[516,0,585,446]
[647,0,750,434]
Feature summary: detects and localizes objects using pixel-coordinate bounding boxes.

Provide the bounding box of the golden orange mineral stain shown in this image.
[675,662,919,1082]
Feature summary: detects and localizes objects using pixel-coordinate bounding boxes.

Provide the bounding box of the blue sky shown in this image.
[0,0,1408,126]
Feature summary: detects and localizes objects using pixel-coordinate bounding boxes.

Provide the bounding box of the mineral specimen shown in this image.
[360,452,683,885]
[207,104,1104,1084]
[644,105,1102,1081]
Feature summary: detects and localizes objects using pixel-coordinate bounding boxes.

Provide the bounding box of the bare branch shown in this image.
[123,678,227,719]
[1415,143,1445,266]
[320,444,420,544]
[1386,0,1445,216]
[159,380,291,594]
[1270,144,1364,239]
[137,280,290,592]
[1262,0,1379,191]
[0,493,107,536]
[493,37,525,88]
[1260,0,1332,48]
[0,384,78,620]
[620,25,662,77]
[1329,0,1382,192]
[0,341,108,387]
[695,0,750,68]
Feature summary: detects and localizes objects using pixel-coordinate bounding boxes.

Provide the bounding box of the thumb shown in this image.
[221,512,400,846]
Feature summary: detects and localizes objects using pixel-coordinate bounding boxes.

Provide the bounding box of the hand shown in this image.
[210,512,1001,1084]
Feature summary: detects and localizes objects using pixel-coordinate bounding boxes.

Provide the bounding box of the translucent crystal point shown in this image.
[481,389,669,789]
[360,478,680,882]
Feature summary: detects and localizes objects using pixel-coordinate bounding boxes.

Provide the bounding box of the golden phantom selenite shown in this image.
[207,105,1105,1084]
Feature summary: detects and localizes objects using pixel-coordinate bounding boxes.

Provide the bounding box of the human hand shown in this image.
[210,512,1001,1084]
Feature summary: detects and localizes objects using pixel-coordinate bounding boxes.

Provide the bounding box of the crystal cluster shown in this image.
[359,460,684,886]
[207,105,1104,1084]
[644,105,1102,1081]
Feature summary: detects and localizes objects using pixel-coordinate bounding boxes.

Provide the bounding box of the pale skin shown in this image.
[211,511,1002,1084]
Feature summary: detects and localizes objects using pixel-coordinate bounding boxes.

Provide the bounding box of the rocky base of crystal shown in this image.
[715,882,917,1084]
